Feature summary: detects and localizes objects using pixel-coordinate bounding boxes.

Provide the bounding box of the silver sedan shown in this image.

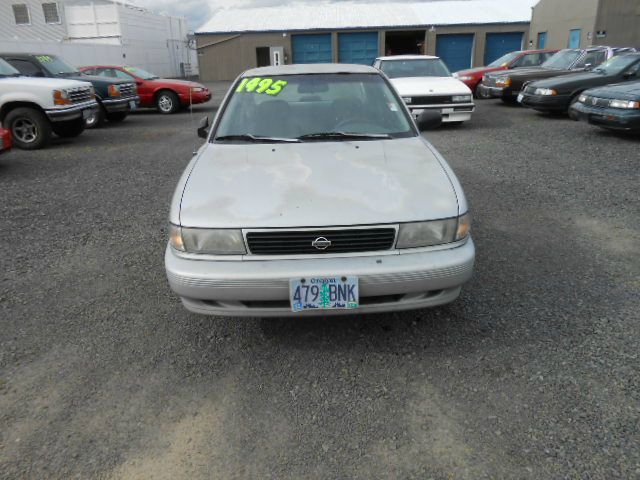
[166,64,475,317]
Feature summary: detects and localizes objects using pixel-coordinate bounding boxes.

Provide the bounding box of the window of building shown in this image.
[42,3,61,24]
[12,4,31,25]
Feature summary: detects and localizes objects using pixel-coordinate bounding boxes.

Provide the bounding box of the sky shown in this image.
[130,0,433,31]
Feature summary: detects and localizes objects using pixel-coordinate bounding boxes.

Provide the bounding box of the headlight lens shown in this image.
[169,224,246,254]
[53,89,71,105]
[108,84,121,97]
[579,94,588,103]
[396,213,471,249]
[452,94,472,102]
[191,87,205,92]
[495,77,511,87]
[534,88,557,96]
[609,99,640,109]
[456,75,473,81]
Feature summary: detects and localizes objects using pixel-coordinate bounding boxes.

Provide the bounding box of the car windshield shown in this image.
[214,73,415,142]
[379,59,451,78]
[541,50,582,70]
[488,51,521,67]
[123,66,159,79]
[594,54,639,74]
[36,55,80,75]
[0,58,20,77]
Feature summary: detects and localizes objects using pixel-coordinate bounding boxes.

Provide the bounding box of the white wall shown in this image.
[0,0,67,42]
[0,38,125,66]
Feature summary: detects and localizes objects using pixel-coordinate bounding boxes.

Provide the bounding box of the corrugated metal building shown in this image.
[529,0,640,50]
[195,0,537,81]
[0,0,198,77]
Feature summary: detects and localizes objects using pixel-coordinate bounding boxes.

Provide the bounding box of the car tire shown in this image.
[156,91,180,114]
[52,118,86,138]
[106,112,128,123]
[85,104,106,129]
[5,107,52,150]
[568,94,581,120]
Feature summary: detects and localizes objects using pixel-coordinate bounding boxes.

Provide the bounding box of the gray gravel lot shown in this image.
[1,85,639,479]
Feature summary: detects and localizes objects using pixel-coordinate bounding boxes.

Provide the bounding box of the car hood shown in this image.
[506,68,573,82]
[585,80,640,100]
[68,74,131,85]
[389,76,471,95]
[530,71,617,91]
[456,66,504,77]
[0,76,92,89]
[484,66,543,78]
[179,137,459,228]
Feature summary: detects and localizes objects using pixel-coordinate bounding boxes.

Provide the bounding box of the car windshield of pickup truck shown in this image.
[379,59,451,79]
[593,54,639,75]
[488,51,520,67]
[541,50,582,70]
[0,58,21,77]
[215,73,414,142]
[36,55,80,76]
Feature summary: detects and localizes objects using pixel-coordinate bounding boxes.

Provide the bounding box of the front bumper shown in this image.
[45,100,99,122]
[180,90,212,105]
[165,238,475,317]
[570,102,640,131]
[519,92,571,112]
[409,103,475,123]
[101,96,140,113]
[481,85,519,99]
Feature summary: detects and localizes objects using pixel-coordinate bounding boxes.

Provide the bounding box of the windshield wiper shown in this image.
[214,134,300,143]
[298,132,392,141]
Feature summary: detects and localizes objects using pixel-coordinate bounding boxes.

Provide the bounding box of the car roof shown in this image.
[376,55,439,61]
[242,63,377,76]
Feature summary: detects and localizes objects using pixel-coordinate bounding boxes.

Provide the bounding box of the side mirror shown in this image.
[584,63,593,71]
[197,116,210,139]
[416,110,442,131]
[623,70,637,78]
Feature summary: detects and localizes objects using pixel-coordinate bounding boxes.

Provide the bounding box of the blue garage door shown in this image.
[436,34,474,72]
[484,32,524,65]
[338,32,379,65]
[292,34,332,64]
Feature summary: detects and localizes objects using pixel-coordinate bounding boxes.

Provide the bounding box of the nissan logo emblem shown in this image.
[312,237,331,250]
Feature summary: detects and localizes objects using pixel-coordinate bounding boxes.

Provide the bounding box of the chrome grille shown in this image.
[483,76,497,87]
[118,83,136,97]
[68,87,93,104]
[246,228,396,255]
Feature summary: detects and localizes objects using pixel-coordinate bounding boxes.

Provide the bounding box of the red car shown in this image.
[80,65,212,114]
[454,49,558,97]
[0,126,11,155]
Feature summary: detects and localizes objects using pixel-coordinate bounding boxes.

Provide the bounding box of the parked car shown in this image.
[0,53,139,128]
[519,53,640,114]
[80,65,211,114]
[569,80,640,132]
[0,125,11,154]
[165,64,475,317]
[481,47,636,103]
[373,55,474,124]
[0,57,97,150]
[455,49,558,97]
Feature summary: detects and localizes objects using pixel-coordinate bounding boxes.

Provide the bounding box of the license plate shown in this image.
[517,93,524,103]
[290,277,359,312]
[129,101,137,110]
[82,109,93,119]
[441,107,454,114]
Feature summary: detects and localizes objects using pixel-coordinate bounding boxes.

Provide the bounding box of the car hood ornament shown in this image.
[312,237,331,250]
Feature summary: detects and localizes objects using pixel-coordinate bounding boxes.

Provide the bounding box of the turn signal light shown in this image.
[53,90,71,105]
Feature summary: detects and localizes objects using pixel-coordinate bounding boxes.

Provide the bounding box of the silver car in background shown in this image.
[165,64,475,317]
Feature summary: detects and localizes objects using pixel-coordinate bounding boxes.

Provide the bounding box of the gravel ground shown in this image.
[1,86,639,480]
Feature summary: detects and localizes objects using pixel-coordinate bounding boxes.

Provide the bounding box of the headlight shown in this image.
[456,75,474,81]
[108,84,121,97]
[53,89,71,105]
[452,94,472,102]
[169,224,246,254]
[495,77,512,87]
[534,88,557,96]
[609,99,640,109]
[578,94,588,103]
[396,213,471,249]
[191,87,205,92]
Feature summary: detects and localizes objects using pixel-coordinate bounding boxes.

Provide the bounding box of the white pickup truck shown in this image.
[0,57,98,150]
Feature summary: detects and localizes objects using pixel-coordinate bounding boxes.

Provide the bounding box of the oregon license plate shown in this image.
[290,277,359,312]
[129,101,137,110]
[517,93,524,103]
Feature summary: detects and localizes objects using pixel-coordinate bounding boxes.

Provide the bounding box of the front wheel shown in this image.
[53,118,86,138]
[85,105,106,129]
[568,94,581,120]
[156,91,180,114]
[5,107,52,150]
[106,112,128,123]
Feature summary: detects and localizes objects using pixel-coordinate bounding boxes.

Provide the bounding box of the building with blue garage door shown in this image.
[194,0,535,81]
